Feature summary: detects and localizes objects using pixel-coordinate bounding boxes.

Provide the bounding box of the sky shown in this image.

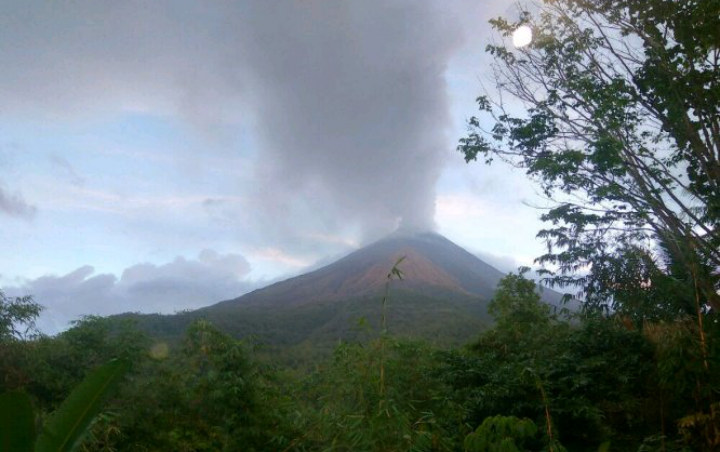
[0,0,549,334]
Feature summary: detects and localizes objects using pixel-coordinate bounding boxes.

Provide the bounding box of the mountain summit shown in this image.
[212,231,512,310]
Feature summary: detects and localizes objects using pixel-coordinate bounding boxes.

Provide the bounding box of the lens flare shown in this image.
[149,342,169,360]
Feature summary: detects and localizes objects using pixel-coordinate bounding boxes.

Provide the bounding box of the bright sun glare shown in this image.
[512,25,532,48]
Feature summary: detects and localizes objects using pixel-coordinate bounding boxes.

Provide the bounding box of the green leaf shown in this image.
[0,391,35,452]
[35,358,129,452]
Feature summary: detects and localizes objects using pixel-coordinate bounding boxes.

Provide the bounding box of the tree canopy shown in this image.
[458,0,720,314]
[0,290,42,341]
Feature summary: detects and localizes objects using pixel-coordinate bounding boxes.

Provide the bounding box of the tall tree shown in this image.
[0,290,41,341]
[458,0,720,312]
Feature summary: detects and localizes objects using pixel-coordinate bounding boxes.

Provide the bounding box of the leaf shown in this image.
[0,391,35,452]
[35,358,129,452]
[387,256,406,280]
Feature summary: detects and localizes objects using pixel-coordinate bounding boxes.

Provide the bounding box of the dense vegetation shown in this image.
[458,0,720,314]
[2,270,719,451]
[116,288,492,360]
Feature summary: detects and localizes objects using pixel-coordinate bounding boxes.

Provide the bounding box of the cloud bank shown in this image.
[6,250,259,334]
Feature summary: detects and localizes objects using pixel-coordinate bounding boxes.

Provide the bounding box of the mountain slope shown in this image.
[208,231,524,310]
[122,231,565,352]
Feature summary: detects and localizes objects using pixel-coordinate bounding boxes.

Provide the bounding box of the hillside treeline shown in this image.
[2,271,718,451]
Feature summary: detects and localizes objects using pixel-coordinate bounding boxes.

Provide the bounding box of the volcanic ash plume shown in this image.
[240,1,462,240]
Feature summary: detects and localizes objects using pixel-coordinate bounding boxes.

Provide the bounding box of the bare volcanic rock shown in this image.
[209,231,517,309]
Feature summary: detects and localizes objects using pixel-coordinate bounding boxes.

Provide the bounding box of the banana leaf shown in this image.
[35,358,129,452]
[0,391,35,452]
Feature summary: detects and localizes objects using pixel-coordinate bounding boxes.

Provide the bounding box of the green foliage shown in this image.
[445,273,660,450]
[1,312,146,411]
[294,338,465,451]
[122,287,492,367]
[487,268,551,332]
[0,289,42,341]
[457,4,720,446]
[0,391,34,452]
[0,359,128,452]
[464,415,538,452]
[35,359,129,452]
[458,0,720,312]
[677,402,720,451]
[111,319,292,451]
[19,316,147,411]
[5,273,717,450]
[580,242,697,325]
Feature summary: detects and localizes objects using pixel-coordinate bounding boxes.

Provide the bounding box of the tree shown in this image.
[488,267,552,333]
[451,273,660,449]
[0,290,42,341]
[581,238,699,325]
[0,290,43,393]
[464,415,539,452]
[296,338,464,451]
[114,319,291,451]
[458,0,720,312]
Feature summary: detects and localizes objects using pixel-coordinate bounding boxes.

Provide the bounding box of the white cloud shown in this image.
[5,250,259,334]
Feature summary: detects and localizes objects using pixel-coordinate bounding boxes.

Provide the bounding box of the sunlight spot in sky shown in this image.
[512,25,532,48]
[251,248,313,269]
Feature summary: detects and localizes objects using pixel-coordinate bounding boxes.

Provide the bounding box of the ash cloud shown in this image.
[0,0,465,245]
[239,2,462,240]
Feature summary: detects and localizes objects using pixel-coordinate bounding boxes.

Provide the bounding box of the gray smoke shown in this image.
[238,2,461,240]
[0,0,464,243]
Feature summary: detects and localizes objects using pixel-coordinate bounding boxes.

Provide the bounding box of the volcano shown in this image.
[128,231,565,350]
[210,230,556,307]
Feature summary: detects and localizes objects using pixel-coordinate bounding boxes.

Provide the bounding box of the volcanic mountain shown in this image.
[128,231,564,352]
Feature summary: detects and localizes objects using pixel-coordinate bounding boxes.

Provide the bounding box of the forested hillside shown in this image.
[2,267,719,450]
